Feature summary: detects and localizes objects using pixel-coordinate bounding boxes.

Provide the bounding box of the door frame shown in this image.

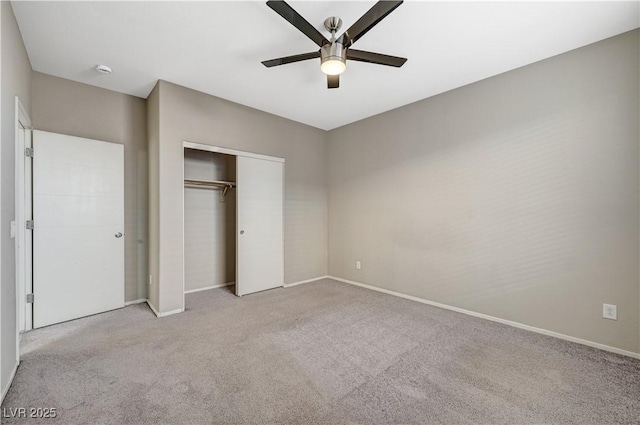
[181,141,284,307]
[15,97,32,337]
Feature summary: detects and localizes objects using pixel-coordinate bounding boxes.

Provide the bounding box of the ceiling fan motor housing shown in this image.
[321,42,347,75]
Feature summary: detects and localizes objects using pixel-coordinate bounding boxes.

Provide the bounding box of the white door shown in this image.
[33,131,124,328]
[236,156,284,296]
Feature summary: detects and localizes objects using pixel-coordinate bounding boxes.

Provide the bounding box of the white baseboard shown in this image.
[146,301,183,318]
[1,361,19,404]
[124,298,147,306]
[328,276,640,360]
[158,308,183,317]
[284,276,328,288]
[184,282,234,294]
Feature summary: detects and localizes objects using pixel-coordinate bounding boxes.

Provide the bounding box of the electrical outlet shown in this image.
[603,303,617,320]
[356,261,361,270]
[149,274,153,286]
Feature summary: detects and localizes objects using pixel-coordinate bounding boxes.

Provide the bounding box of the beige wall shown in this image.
[1,0,31,396]
[151,80,328,313]
[31,72,148,303]
[328,30,640,354]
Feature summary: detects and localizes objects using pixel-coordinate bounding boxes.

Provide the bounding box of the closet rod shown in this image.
[184,179,236,189]
[184,179,236,202]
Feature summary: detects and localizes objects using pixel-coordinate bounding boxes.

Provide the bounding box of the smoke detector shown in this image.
[95,65,112,74]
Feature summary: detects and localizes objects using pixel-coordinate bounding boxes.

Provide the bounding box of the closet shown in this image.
[184,148,236,294]
[183,145,284,297]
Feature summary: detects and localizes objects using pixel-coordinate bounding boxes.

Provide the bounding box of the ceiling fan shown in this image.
[262,0,407,89]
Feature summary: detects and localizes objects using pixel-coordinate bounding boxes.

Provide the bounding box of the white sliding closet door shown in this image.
[33,131,124,328]
[236,156,284,296]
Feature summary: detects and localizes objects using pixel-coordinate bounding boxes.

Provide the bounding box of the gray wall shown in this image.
[1,0,31,396]
[327,30,640,354]
[151,80,328,313]
[184,150,236,292]
[31,72,148,303]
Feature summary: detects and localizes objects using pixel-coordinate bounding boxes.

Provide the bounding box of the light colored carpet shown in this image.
[2,279,640,424]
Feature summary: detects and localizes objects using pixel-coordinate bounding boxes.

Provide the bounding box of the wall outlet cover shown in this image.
[356,261,361,270]
[603,303,617,320]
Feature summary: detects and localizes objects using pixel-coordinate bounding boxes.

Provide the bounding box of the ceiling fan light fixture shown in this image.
[321,42,347,75]
[321,58,346,75]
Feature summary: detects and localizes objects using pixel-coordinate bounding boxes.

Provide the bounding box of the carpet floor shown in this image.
[2,279,640,424]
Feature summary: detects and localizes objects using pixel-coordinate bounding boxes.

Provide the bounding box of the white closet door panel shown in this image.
[236,156,284,296]
[33,130,124,328]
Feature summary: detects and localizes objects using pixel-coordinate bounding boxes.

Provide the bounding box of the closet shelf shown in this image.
[184,179,236,202]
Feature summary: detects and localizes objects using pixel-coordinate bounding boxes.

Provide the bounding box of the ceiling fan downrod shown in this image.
[324,16,342,40]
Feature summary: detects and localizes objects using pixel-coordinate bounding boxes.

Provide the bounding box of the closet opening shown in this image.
[184,148,237,295]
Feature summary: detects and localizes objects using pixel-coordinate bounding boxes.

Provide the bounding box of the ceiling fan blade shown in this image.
[327,74,339,89]
[266,1,329,47]
[339,1,403,48]
[262,51,320,67]
[347,49,407,67]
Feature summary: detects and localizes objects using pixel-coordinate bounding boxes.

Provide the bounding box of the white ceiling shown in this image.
[12,1,639,130]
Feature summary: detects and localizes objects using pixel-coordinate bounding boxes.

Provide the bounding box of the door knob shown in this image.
[115,232,123,238]
[240,230,245,235]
